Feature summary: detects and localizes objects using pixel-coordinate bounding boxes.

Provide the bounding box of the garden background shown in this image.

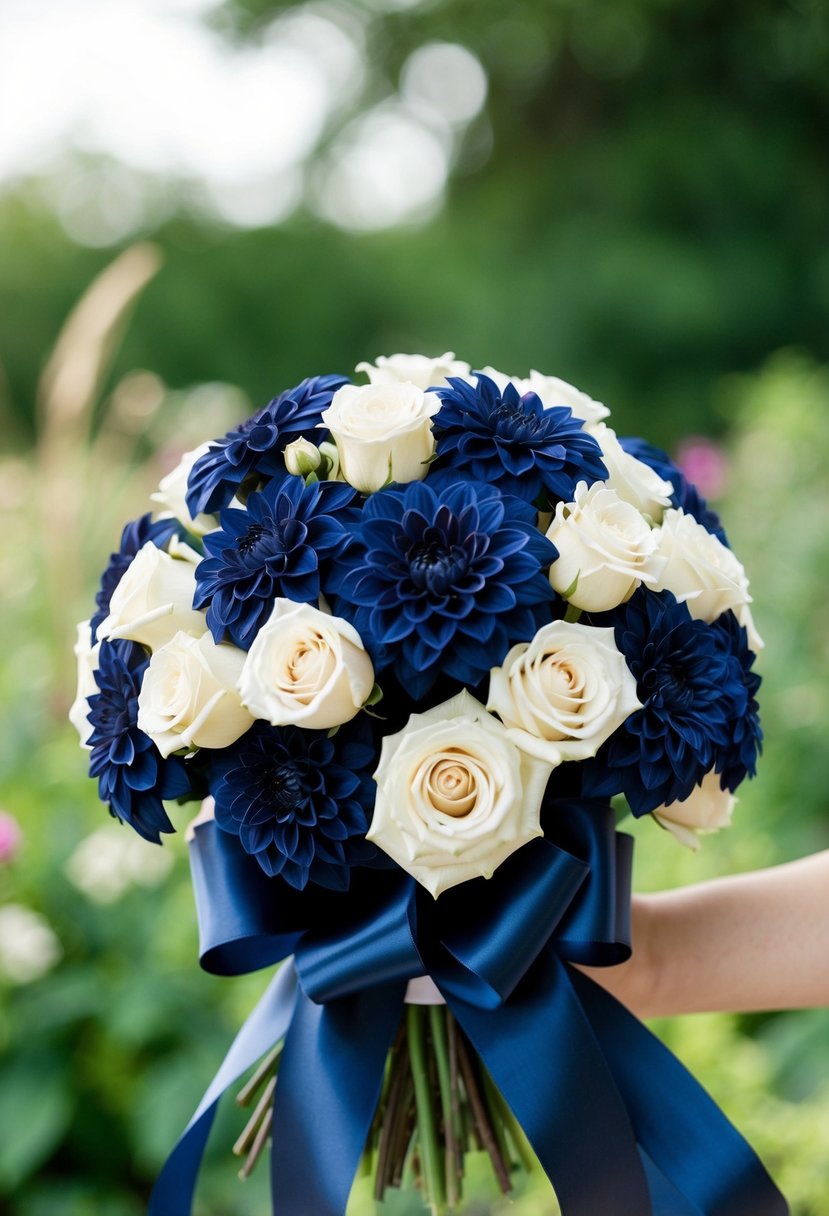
[1,0,829,1213]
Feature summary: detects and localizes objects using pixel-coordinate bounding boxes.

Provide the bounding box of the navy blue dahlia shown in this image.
[619,436,728,546]
[90,514,181,643]
[712,611,762,792]
[210,720,378,890]
[432,374,607,504]
[186,374,348,517]
[87,639,190,842]
[583,589,745,815]
[194,475,357,650]
[328,475,558,698]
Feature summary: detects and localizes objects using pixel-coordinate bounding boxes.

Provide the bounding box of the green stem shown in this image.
[563,602,582,623]
[430,1006,460,1209]
[407,1005,446,1214]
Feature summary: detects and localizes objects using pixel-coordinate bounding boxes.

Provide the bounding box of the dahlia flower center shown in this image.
[491,400,542,439]
[237,522,266,556]
[407,537,468,595]
[262,761,303,814]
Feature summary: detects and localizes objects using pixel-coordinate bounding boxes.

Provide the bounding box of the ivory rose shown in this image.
[69,620,100,748]
[284,437,322,478]
[150,442,218,537]
[97,541,206,651]
[320,381,441,493]
[487,621,641,764]
[137,631,253,758]
[546,481,664,612]
[355,352,471,390]
[238,600,374,730]
[653,769,735,851]
[369,690,552,898]
[652,509,764,650]
[588,422,673,521]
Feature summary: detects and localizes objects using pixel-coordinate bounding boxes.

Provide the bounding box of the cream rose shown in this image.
[150,443,217,537]
[653,769,735,851]
[487,621,641,764]
[97,541,206,652]
[546,482,665,612]
[239,600,374,730]
[284,437,322,478]
[369,691,552,898]
[320,381,441,493]
[588,423,673,521]
[652,509,763,650]
[478,367,610,425]
[137,631,253,757]
[356,352,471,390]
[69,620,100,748]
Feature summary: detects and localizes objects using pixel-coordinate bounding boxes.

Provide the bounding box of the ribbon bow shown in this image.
[150,800,787,1216]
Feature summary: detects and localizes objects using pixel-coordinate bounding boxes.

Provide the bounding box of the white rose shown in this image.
[478,368,610,425]
[546,482,665,612]
[653,769,735,851]
[284,437,322,478]
[587,422,672,521]
[356,352,471,390]
[239,600,374,730]
[369,690,552,898]
[150,443,217,537]
[97,542,207,652]
[137,631,253,757]
[69,620,100,748]
[652,509,763,650]
[487,621,641,765]
[320,381,441,493]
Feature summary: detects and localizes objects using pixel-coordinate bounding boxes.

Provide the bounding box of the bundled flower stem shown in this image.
[235,1007,522,1213]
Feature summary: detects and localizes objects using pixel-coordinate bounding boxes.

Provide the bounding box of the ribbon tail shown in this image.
[149,961,299,1216]
[270,979,408,1216]
[447,948,652,1216]
[569,969,790,1216]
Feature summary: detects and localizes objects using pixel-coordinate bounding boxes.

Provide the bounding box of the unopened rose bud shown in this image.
[284,437,322,478]
[317,440,340,480]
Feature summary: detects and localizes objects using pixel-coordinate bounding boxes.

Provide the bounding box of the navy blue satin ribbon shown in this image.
[151,802,788,1216]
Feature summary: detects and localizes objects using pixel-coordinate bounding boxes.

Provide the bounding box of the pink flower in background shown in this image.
[0,812,22,864]
[676,437,730,501]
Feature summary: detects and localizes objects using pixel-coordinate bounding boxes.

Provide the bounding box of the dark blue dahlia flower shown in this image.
[87,639,190,843]
[712,611,762,792]
[432,374,607,504]
[210,720,379,890]
[186,374,348,517]
[90,514,181,643]
[194,475,357,650]
[582,589,744,815]
[619,436,728,546]
[328,475,558,698]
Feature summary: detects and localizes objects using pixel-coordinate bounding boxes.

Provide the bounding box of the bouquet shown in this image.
[71,353,785,1216]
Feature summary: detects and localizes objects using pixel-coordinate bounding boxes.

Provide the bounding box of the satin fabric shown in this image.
[150,801,787,1216]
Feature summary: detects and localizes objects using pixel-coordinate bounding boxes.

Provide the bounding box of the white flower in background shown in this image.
[69,619,100,748]
[151,442,217,537]
[356,352,471,391]
[477,367,610,425]
[587,422,673,521]
[239,600,374,730]
[65,824,175,904]
[284,437,322,478]
[321,381,441,493]
[97,541,207,652]
[138,631,253,757]
[0,905,61,984]
[369,690,552,898]
[547,481,665,612]
[652,509,764,650]
[653,769,735,851]
[487,621,641,764]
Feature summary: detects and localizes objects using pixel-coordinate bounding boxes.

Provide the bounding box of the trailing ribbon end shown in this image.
[152,808,788,1216]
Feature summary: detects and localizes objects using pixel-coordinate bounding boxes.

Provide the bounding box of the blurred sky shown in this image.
[0,0,488,239]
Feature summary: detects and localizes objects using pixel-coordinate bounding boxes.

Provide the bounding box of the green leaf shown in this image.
[0,1053,72,1189]
[363,683,384,708]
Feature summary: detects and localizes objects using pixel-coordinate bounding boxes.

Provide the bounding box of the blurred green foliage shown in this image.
[1,0,829,1212]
